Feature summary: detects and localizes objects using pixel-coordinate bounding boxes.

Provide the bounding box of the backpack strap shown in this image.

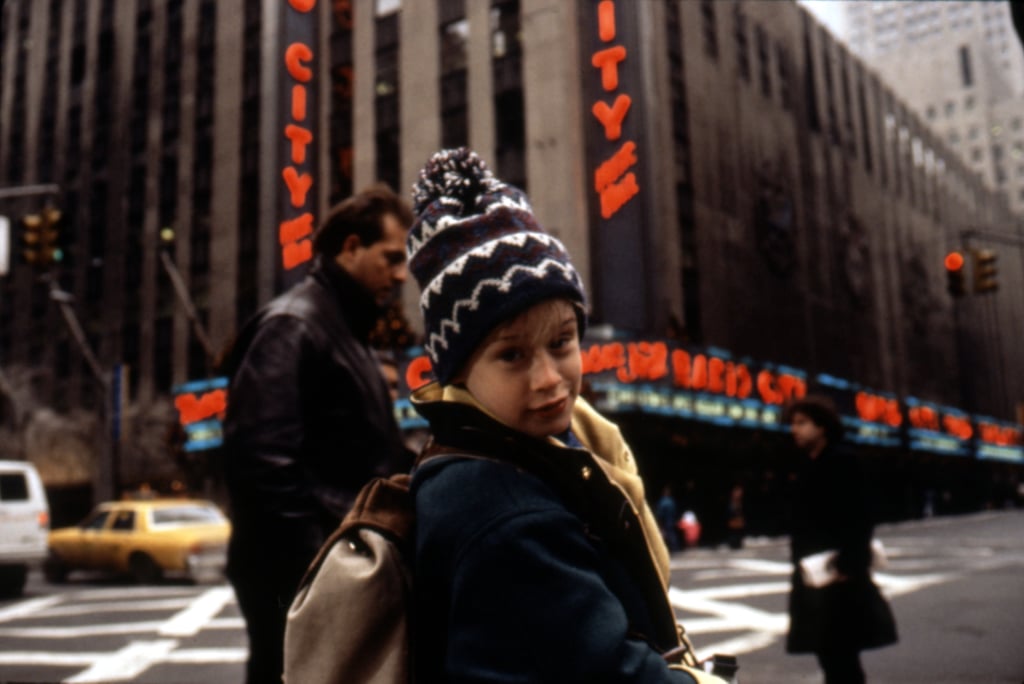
[337,473,415,542]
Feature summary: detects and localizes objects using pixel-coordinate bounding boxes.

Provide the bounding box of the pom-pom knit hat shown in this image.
[408,147,587,385]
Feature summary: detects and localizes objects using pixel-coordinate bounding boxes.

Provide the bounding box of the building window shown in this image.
[375,10,401,192]
[330,1,354,203]
[700,0,718,60]
[821,33,839,145]
[440,4,469,149]
[803,14,820,132]
[492,0,525,189]
[755,25,771,98]
[777,45,791,110]
[734,6,750,82]
[857,78,873,172]
[958,45,973,87]
[238,0,261,329]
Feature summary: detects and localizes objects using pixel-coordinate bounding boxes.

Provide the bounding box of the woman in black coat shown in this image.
[784,396,897,684]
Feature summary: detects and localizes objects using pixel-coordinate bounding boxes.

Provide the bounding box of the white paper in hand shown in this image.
[798,539,888,588]
[799,550,838,588]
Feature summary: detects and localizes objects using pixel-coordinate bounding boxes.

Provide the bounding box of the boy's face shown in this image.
[459,299,582,439]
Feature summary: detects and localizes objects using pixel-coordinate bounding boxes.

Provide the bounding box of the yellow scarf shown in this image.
[433,384,672,588]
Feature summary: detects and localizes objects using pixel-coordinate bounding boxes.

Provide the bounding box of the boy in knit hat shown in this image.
[407,148,715,682]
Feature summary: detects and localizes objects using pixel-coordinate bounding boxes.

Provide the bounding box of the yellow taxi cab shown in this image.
[45,499,230,584]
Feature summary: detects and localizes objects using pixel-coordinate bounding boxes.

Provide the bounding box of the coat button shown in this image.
[581,466,592,480]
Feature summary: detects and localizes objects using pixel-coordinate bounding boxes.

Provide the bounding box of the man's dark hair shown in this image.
[312,184,414,257]
[783,394,844,444]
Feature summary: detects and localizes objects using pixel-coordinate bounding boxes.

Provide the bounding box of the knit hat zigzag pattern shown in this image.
[423,239,580,358]
[407,147,586,384]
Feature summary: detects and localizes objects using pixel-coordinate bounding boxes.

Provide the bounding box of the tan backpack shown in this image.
[284,463,735,684]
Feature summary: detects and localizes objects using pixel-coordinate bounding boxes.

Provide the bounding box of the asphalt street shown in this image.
[0,509,1021,683]
[671,508,1024,683]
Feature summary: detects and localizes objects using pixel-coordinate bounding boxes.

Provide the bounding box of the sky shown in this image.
[798,0,848,35]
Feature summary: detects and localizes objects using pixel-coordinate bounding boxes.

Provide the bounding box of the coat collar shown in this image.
[410,382,672,589]
[311,255,380,342]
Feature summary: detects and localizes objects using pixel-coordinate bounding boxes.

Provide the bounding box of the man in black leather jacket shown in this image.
[223,184,414,684]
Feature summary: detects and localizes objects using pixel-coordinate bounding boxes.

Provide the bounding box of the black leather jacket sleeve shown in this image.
[224,314,321,522]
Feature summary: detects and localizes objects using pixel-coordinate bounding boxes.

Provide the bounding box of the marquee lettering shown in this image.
[285,124,314,164]
[174,389,227,426]
[581,342,626,375]
[282,167,313,207]
[279,213,314,244]
[978,421,1022,446]
[908,405,939,431]
[405,356,434,392]
[589,0,639,220]
[756,370,806,405]
[597,0,616,41]
[670,350,753,399]
[285,43,314,81]
[855,391,902,427]
[942,414,972,441]
[278,7,317,271]
[291,87,308,124]
[592,46,627,91]
[617,342,668,383]
[592,94,632,141]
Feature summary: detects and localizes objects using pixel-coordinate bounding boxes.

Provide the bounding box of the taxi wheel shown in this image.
[129,553,163,584]
[0,565,27,597]
[43,552,69,584]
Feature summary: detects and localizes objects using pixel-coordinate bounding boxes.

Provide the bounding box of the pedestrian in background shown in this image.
[222,185,414,684]
[725,483,746,550]
[784,395,897,684]
[657,485,682,552]
[407,148,715,682]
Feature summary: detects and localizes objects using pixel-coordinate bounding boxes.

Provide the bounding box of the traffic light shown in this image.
[972,248,998,293]
[19,207,62,268]
[944,250,966,297]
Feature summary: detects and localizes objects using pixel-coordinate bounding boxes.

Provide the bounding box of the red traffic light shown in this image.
[944,251,965,272]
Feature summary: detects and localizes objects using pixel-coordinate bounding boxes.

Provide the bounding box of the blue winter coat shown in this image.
[411,384,698,683]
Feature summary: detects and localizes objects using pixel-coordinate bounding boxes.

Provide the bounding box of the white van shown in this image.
[0,460,50,596]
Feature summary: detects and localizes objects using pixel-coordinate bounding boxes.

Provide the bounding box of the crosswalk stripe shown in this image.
[64,639,179,683]
[160,587,234,637]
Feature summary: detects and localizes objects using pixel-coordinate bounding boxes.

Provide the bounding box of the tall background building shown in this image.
[827,0,1024,215]
[1,0,1021,528]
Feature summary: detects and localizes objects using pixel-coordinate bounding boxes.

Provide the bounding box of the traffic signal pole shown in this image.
[159,249,215,372]
[49,281,119,503]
